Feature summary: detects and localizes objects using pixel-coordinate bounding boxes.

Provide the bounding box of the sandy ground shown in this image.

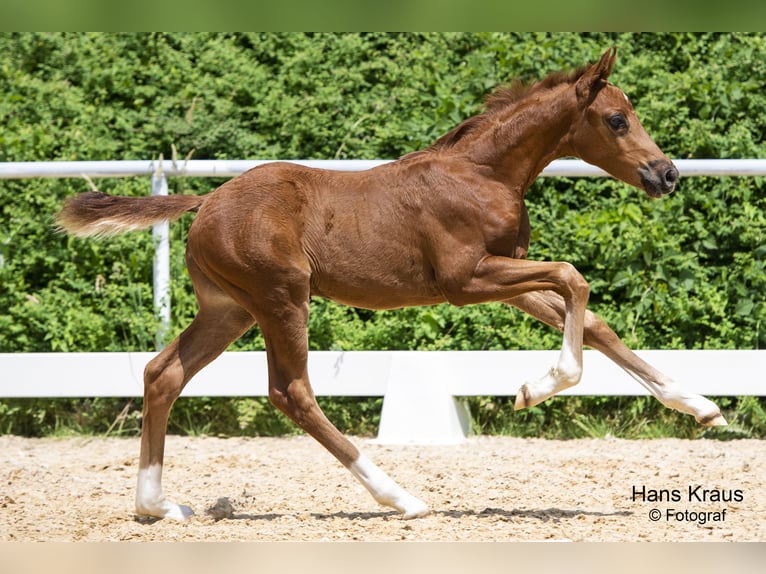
[0,434,762,542]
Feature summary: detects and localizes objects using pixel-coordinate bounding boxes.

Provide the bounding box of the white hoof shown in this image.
[136,500,194,521]
[400,496,431,519]
[662,388,728,427]
[514,383,535,410]
[349,454,430,518]
[695,396,728,427]
[163,503,195,521]
[699,413,728,427]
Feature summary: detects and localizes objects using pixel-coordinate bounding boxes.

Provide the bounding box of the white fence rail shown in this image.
[7,349,763,398]
[3,158,766,179]
[3,159,764,442]
[1,350,763,443]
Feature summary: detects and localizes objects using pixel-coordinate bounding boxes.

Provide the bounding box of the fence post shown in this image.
[375,352,472,444]
[151,158,171,349]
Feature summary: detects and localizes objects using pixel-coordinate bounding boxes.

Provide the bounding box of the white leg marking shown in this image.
[349,454,430,519]
[653,381,727,426]
[135,464,194,521]
[516,339,583,410]
[616,365,725,426]
[557,335,583,381]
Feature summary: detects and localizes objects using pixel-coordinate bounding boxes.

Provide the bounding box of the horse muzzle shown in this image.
[639,159,679,198]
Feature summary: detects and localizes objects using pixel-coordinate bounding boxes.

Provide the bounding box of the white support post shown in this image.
[375,352,472,445]
[151,160,171,349]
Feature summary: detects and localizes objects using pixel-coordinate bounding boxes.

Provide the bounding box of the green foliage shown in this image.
[467,395,766,440]
[1,33,764,438]
[0,397,141,436]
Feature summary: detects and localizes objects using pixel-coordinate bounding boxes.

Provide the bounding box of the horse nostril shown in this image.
[639,161,679,196]
[664,166,679,186]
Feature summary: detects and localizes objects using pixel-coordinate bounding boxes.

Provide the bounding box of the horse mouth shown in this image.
[639,160,679,198]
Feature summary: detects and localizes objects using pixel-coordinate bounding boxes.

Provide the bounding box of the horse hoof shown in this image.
[514,385,531,410]
[136,503,194,521]
[164,504,195,521]
[402,503,431,520]
[699,413,728,427]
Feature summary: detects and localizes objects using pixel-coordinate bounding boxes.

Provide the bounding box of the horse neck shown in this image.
[456,85,578,193]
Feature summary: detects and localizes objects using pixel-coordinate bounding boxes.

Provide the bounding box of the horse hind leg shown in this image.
[254,283,429,519]
[581,311,726,426]
[136,270,255,520]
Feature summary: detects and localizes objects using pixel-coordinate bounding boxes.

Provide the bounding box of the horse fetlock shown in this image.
[349,454,429,518]
[514,366,580,411]
[136,463,194,521]
[553,364,582,388]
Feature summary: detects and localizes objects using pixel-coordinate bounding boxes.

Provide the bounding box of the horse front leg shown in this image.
[445,256,591,408]
[505,290,726,426]
[513,266,590,410]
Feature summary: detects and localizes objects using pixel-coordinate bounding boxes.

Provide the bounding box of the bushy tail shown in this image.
[55,191,206,238]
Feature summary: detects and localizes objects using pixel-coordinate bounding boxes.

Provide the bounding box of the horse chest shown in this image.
[472,199,528,258]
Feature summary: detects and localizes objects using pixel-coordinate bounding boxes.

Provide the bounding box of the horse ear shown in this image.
[575,47,618,107]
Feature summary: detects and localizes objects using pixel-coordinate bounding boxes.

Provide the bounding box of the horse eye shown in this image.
[608,114,628,131]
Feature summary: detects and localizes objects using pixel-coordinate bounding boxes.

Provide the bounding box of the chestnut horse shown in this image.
[56,48,725,521]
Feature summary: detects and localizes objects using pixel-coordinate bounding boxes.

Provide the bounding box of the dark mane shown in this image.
[403,64,589,158]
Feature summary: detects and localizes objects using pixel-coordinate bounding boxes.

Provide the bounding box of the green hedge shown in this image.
[1,33,764,438]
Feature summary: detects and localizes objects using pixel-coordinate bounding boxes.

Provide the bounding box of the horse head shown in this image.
[568,47,679,198]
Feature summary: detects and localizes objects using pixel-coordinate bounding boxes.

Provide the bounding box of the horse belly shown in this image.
[315,284,444,311]
[308,251,444,311]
